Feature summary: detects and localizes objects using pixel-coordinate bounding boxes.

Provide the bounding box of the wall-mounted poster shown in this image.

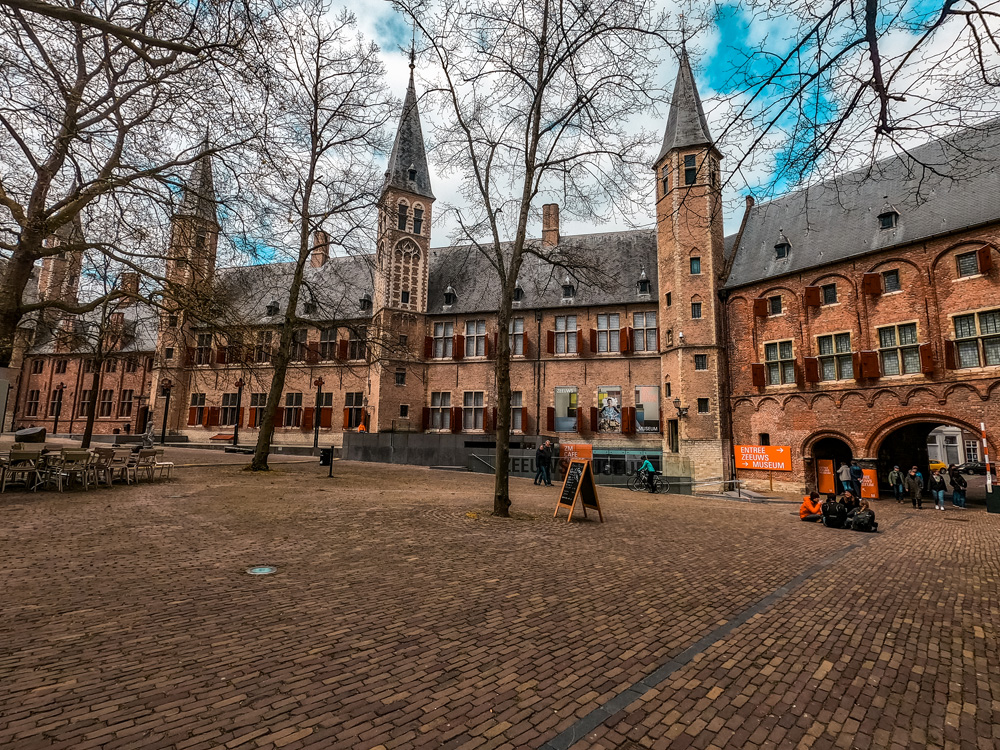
[634,386,660,433]
[597,386,622,433]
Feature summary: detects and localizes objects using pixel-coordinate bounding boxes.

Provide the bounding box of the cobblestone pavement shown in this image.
[1,461,998,750]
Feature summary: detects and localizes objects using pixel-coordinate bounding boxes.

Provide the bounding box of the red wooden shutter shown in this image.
[620,327,631,354]
[187,407,198,425]
[343,407,350,430]
[590,406,598,433]
[919,343,935,374]
[184,347,195,365]
[520,408,529,434]
[301,409,314,431]
[852,352,863,380]
[452,335,464,360]
[306,343,319,364]
[546,406,555,431]
[236,407,244,427]
[424,335,433,359]
[656,328,661,351]
[752,298,768,317]
[422,406,430,431]
[521,331,530,357]
[451,406,462,433]
[751,362,766,388]
[621,407,634,435]
[943,338,957,370]
[486,333,496,359]
[215,347,228,364]
[589,329,597,353]
[862,273,882,295]
[977,245,994,273]
[862,350,881,378]
[803,287,821,307]
[319,407,332,428]
[804,357,820,383]
[488,407,496,432]
[207,407,220,427]
[338,339,348,360]
[546,330,555,354]
[249,408,257,428]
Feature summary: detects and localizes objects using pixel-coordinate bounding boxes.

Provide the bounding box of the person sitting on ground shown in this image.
[851,499,878,532]
[638,456,657,493]
[821,493,848,528]
[800,491,823,522]
[840,489,861,524]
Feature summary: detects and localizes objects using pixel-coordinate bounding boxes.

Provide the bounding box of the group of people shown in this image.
[533,440,555,486]
[886,464,967,510]
[800,490,878,532]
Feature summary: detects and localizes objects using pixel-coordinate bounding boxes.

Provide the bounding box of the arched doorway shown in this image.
[871,418,987,503]
[810,436,852,493]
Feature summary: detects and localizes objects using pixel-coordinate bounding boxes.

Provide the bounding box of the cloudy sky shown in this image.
[347,0,997,244]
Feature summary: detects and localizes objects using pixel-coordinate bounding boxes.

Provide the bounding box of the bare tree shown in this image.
[0,0,259,367]
[717,0,1000,195]
[247,0,392,471]
[392,0,672,516]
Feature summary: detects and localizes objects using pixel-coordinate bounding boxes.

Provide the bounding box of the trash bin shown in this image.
[319,448,332,466]
[986,483,999,514]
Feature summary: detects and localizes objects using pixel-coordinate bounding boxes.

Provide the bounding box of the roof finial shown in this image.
[679,12,687,52]
[409,23,416,70]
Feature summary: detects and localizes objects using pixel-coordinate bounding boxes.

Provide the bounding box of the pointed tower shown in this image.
[39,214,84,308]
[654,47,729,487]
[369,51,435,433]
[165,138,219,289]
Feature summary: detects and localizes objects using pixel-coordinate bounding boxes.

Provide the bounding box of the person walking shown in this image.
[949,464,968,508]
[837,462,853,494]
[849,461,864,499]
[888,465,905,503]
[928,469,948,510]
[541,440,554,486]
[534,442,548,486]
[904,466,923,509]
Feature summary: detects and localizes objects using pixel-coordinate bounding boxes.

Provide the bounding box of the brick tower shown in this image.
[654,47,729,486]
[152,141,219,436]
[368,53,434,432]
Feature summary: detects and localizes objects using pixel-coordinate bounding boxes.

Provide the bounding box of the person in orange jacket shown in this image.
[800,491,823,522]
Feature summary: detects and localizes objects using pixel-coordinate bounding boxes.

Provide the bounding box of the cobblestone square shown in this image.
[2,459,998,749]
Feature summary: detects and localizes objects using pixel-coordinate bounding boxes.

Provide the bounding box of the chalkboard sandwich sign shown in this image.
[554,459,604,523]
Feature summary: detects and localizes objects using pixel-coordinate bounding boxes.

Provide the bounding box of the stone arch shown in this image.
[781,393,809,409]
[901,385,939,406]
[930,238,998,275]
[864,256,924,274]
[802,429,858,458]
[755,395,780,412]
[864,412,991,457]
[942,382,986,402]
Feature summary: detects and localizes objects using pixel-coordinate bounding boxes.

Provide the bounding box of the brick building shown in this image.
[7,52,998,492]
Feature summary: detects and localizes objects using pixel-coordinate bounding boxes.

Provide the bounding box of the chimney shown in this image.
[542,203,560,247]
[311,230,330,267]
[118,272,140,299]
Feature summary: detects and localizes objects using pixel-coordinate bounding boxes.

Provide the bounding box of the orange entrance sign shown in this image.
[817,459,836,494]
[734,445,793,472]
[861,468,879,499]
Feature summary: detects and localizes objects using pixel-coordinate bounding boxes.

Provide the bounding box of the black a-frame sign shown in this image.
[553,459,604,523]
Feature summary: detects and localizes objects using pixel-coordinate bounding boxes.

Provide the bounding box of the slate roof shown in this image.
[384,65,434,200]
[214,253,376,325]
[28,304,159,355]
[426,230,658,315]
[656,47,714,163]
[725,119,1000,289]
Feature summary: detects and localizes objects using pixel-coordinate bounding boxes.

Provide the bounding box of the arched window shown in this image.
[413,203,425,234]
[397,201,409,231]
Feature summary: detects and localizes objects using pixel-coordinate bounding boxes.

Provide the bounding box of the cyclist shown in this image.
[638,455,657,493]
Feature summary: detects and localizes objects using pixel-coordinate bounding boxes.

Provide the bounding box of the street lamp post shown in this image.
[134,393,147,436]
[313,377,324,450]
[160,380,173,445]
[233,378,245,447]
[51,382,65,436]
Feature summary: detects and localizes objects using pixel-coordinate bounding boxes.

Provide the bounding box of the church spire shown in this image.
[656,45,714,162]
[178,134,218,226]
[384,54,434,200]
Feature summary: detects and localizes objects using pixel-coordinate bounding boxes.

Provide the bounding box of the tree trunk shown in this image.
[0,237,42,367]
[80,366,101,449]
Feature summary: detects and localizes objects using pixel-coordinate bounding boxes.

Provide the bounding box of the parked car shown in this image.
[928,460,947,471]
[957,461,997,475]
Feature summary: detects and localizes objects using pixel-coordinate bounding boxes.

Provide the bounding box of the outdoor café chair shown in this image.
[1,449,43,492]
[153,449,174,479]
[45,449,94,492]
[136,449,159,481]
[92,448,118,486]
[111,450,139,485]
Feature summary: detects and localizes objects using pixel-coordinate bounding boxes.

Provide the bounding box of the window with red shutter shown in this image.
[862,273,882,295]
[803,286,821,307]
[918,343,935,373]
[753,298,768,317]
[751,362,766,388]
[978,245,994,273]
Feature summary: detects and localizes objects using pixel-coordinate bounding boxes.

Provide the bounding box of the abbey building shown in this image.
[7,53,999,493]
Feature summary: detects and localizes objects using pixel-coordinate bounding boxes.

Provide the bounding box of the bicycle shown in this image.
[628,471,667,494]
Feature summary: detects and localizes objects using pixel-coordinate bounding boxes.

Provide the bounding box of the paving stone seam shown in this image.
[537,522,898,750]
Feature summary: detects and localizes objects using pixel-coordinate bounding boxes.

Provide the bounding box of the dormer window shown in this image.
[444,285,456,306]
[636,267,651,296]
[359,293,372,312]
[408,166,417,181]
[878,198,899,230]
[774,231,791,259]
[563,276,576,300]
[303,300,317,314]
[266,300,279,316]
[513,284,524,302]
